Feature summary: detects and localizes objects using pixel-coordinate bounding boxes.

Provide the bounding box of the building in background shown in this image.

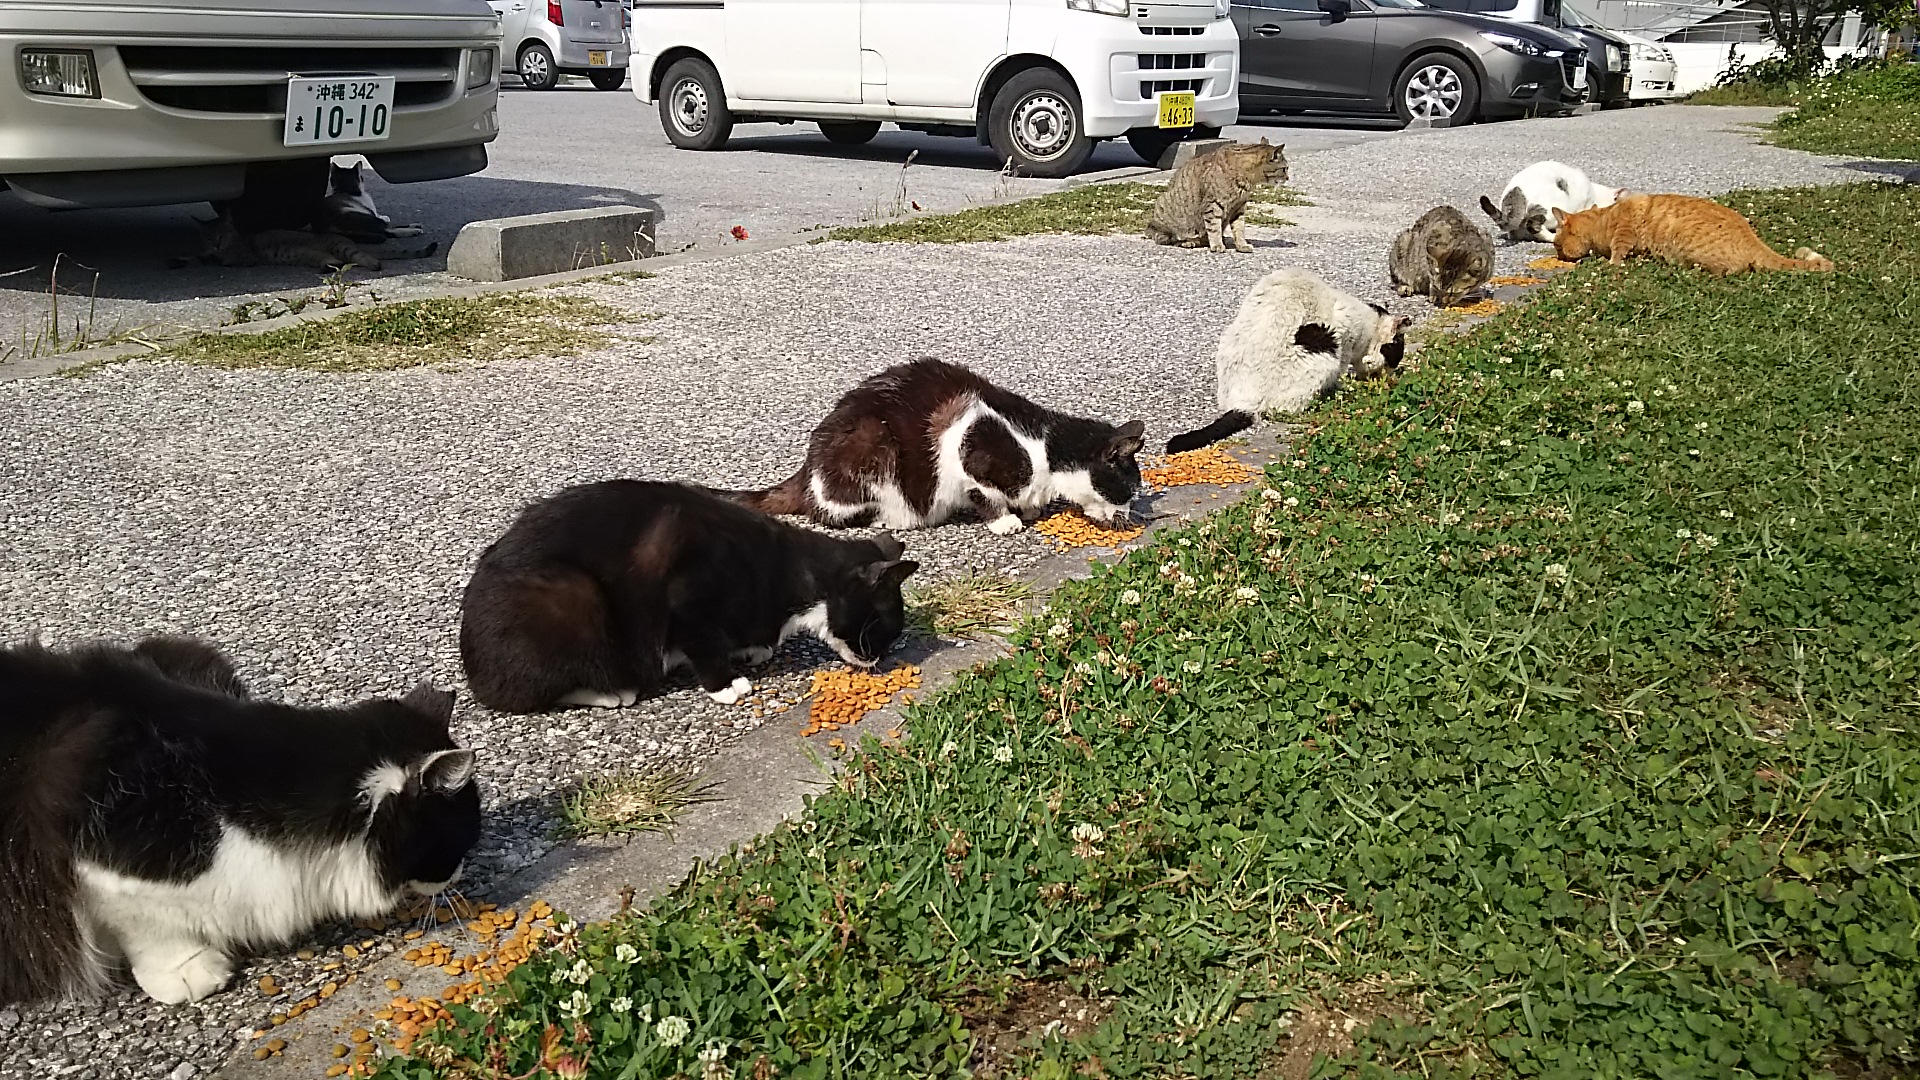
[1586,0,1887,90]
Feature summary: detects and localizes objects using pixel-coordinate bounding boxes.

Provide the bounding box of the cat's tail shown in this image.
[0,706,105,1003]
[718,468,810,516]
[1165,410,1254,455]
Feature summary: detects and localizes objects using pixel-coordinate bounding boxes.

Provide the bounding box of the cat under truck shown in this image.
[0,0,501,211]
[631,0,1242,178]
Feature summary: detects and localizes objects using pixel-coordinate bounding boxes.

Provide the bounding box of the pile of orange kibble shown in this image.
[801,665,921,735]
[371,900,556,1062]
[1449,298,1506,317]
[1528,255,1577,270]
[1486,274,1545,287]
[1033,510,1146,551]
[1142,446,1257,490]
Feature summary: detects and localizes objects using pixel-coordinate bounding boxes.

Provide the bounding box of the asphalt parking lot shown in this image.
[0,76,1400,358]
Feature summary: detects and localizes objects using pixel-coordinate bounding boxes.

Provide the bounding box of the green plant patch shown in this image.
[1770,64,1920,160]
[906,573,1036,640]
[163,293,627,373]
[374,182,1919,1080]
[560,767,713,841]
[826,182,1306,244]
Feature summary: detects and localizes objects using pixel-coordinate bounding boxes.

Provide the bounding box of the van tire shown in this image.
[588,68,626,91]
[819,121,881,146]
[1126,125,1221,168]
[519,43,560,91]
[659,57,734,151]
[987,68,1094,179]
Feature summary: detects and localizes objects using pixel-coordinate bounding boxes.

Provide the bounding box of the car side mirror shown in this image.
[1317,0,1352,20]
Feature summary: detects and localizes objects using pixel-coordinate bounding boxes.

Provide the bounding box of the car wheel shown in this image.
[518,43,560,91]
[588,68,626,91]
[1125,124,1222,168]
[819,120,882,146]
[1393,52,1479,126]
[658,57,734,151]
[987,68,1095,179]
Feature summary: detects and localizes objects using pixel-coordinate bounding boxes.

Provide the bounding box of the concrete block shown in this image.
[1571,102,1602,115]
[1159,137,1234,171]
[446,205,656,282]
[1402,115,1452,130]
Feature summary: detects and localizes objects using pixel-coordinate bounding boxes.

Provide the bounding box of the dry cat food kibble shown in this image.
[1033,510,1146,550]
[1528,255,1577,270]
[801,665,921,735]
[1450,299,1506,317]
[1486,274,1545,287]
[377,901,557,1055]
[1142,446,1258,489]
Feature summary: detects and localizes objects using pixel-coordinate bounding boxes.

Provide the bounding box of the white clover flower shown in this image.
[1046,621,1070,639]
[1543,563,1570,588]
[1234,586,1259,601]
[1688,449,1701,457]
[1676,528,1692,539]
[1695,422,1709,432]
[993,745,1014,764]
[697,1043,729,1065]
[1719,509,1734,519]
[563,990,591,1019]
[1550,368,1565,380]
[1174,577,1197,595]
[1627,400,1645,414]
[807,845,823,859]
[1440,510,1462,526]
[1261,487,1284,502]
[1284,496,1299,508]
[940,740,958,758]
[1159,560,1180,577]
[566,959,592,985]
[801,819,817,834]
[1070,823,1106,845]
[638,1001,654,1022]
[1499,439,1513,448]
[656,1015,692,1047]
[1697,533,1719,551]
[1182,660,1202,674]
[1177,537,1191,547]
[1293,458,1308,468]
[611,996,633,1013]
[1666,383,1678,393]
[614,944,639,965]
[1653,389,1664,397]
[1073,661,1095,676]
[1120,588,1142,605]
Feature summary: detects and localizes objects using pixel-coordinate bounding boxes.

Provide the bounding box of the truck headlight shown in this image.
[467,47,496,89]
[1606,44,1624,72]
[21,50,99,98]
[1481,31,1544,58]
[1066,0,1130,15]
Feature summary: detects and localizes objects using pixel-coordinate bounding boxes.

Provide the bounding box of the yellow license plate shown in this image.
[588,50,609,67]
[1157,92,1196,129]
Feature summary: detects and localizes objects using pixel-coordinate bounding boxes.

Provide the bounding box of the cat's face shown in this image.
[826,538,919,666]
[1353,307,1412,379]
[1429,251,1491,309]
[362,684,482,896]
[328,161,364,196]
[1225,138,1288,186]
[1080,420,1145,522]
[1551,207,1600,261]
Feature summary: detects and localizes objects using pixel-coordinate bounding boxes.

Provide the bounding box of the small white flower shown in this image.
[1284,496,1299,508]
[1070,822,1106,845]
[1261,487,1284,502]
[566,959,592,985]
[614,944,639,964]
[1543,563,1569,588]
[638,1001,654,1022]
[1440,510,1462,526]
[1499,439,1512,448]
[1719,509,1734,519]
[1073,661,1095,676]
[1627,400,1645,414]
[1159,560,1180,576]
[1120,588,1142,605]
[1234,586,1259,601]
[1549,368,1565,380]
[1666,383,1678,393]
[611,996,633,1013]
[1695,422,1709,432]
[1653,389,1664,397]
[1182,660,1202,674]
[993,745,1014,764]
[656,1015,692,1047]
[1177,537,1191,547]
[801,818,818,834]
[1293,458,1308,469]
[1688,448,1701,457]
[940,740,958,758]
[1676,528,1692,539]
[1697,533,1719,551]
[807,844,823,859]
[563,990,591,1019]
[698,1042,729,1065]
[1046,621,1069,639]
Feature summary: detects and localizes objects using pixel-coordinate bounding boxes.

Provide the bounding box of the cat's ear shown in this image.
[401,681,455,724]
[860,558,919,591]
[1106,420,1146,461]
[871,532,905,561]
[1550,208,1570,225]
[416,748,476,794]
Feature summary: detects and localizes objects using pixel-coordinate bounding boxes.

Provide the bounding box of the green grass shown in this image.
[906,573,1036,640]
[826,181,1305,244]
[1686,81,1799,106]
[1770,63,1920,160]
[160,292,627,373]
[559,767,713,841]
[374,182,1919,1080]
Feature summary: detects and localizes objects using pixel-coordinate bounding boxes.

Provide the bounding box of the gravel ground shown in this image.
[0,106,1855,1080]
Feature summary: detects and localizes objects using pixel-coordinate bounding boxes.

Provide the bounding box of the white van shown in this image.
[486,0,628,90]
[628,0,1241,177]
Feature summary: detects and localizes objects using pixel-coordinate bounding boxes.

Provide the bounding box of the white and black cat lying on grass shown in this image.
[0,637,480,1006]
[461,480,919,714]
[729,358,1147,534]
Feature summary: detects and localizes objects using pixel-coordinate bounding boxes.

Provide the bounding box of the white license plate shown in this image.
[283,76,396,147]
[588,50,610,67]
[1571,65,1588,90]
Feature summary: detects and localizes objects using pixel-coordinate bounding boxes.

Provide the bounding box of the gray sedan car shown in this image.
[1233,0,1588,125]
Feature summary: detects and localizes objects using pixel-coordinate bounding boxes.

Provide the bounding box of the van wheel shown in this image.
[1126,125,1221,168]
[988,68,1094,179]
[1393,52,1479,126]
[588,68,626,91]
[819,121,881,146]
[659,57,734,151]
[519,43,560,91]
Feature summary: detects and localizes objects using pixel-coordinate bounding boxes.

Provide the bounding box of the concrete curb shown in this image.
[210,429,1296,1080]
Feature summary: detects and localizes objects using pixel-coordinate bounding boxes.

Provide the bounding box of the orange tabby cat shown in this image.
[1551,194,1834,274]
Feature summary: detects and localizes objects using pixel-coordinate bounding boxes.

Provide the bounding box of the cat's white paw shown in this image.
[559,689,627,709]
[709,677,752,705]
[617,689,638,707]
[133,947,232,1004]
[986,514,1025,536]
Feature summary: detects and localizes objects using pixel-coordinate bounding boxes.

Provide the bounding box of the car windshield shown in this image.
[1559,4,1594,28]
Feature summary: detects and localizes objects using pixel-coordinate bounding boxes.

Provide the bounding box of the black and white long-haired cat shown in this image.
[729,358,1147,534]
[0,637,480,1006]
[460,480,919,714]
[323,159,427,245]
